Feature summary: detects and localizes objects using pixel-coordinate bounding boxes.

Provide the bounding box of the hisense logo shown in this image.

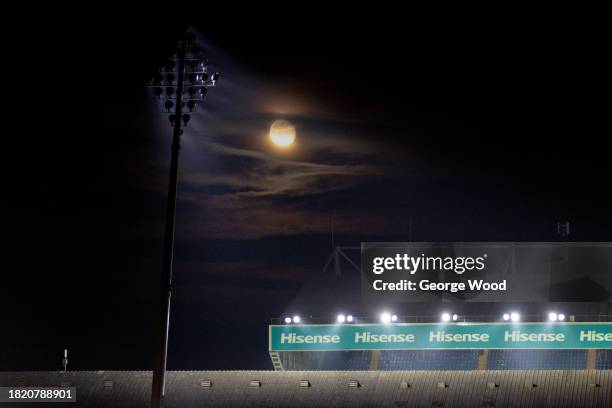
[372,253,487,275]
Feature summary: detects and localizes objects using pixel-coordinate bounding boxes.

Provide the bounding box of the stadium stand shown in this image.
[596,350,612,370]
[379,350,480,371]
[280,349,595,371]
[280,351,373,371]
[487,350,587,370]
[1,370,610,407]
[319,351,372,370]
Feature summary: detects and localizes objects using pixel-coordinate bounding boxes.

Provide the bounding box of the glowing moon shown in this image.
[269,120,296,147]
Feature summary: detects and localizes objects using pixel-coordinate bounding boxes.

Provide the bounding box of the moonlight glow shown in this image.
[269,120,296,147]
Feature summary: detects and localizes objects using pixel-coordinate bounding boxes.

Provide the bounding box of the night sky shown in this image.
[4,10,611,371]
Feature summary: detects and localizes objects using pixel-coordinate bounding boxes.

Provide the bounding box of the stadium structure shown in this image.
[1,368,611,407]
[3,246,611,407]
[3,312,611,407]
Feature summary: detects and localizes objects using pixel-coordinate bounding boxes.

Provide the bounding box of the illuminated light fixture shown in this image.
[292,315,300,324]
[380,312,392,324]
[452,314,458,321]
[510,312,520,322]
[337,314,346,323]
[441,313,451,322]
[211,72,220,85]
[346,315,354,323]
[503,313,510,321]
[284,317,291,324]
[548,312,566,321]
[391,314,398,322]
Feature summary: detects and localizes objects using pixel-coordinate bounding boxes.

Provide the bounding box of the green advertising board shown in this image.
[269,322,612,351]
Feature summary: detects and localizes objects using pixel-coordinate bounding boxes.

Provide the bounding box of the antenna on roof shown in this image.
[62,349,68,372]
[556,221,570,238]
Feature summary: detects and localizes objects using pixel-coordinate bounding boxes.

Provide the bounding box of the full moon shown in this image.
[269,120,296,147]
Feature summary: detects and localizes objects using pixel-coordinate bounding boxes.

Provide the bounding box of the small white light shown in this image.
[346,315,354,322]
[548,312,558,322]
[503,313,510,321]
[380,312,391,324]
[452,314,458,321]
[510,312,520,322]
[441,313,451,322]
[284,317,291,324]
[391,314,398,322]
[292,315,300,324]
[558,313,566,321]
[337,314,346,323]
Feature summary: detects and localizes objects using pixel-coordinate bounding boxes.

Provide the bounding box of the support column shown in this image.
[477,349,489,370]
[369,350,381,370]
[586,349,597,370]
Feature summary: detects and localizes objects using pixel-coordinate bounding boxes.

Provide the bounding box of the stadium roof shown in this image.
[1,370,610,407]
